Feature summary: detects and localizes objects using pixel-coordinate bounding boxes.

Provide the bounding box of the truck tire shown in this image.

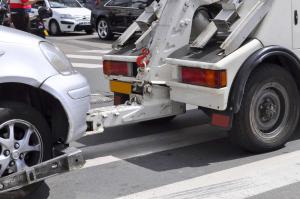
[231,64,300,153]
[0,102,52,198]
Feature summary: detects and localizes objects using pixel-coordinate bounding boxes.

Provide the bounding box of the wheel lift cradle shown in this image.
[86,0,274,133]
[0,147,85,193]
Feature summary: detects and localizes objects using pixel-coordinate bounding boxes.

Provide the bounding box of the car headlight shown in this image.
[60,14,74,19]
[40,42,75,75]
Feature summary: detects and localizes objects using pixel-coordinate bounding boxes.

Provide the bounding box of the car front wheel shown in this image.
[0,102,52,198]
[49,20,61,36]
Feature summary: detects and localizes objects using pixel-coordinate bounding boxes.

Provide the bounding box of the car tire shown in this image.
[49,20,61,36]
[96,18,113,40]
[85,29,94,35]
[231,64,300,153]
[0,102,52,198]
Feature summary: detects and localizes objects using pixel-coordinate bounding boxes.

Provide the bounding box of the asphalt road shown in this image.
[23,33,300,199]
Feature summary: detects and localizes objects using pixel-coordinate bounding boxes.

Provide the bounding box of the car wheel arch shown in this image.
[0,82,69,144]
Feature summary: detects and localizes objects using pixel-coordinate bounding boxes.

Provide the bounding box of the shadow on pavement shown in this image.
[124,137,253,172]
[0,182,50,199]
[122,124,300,172]
[77,110,210,147]
[24,182,50,199]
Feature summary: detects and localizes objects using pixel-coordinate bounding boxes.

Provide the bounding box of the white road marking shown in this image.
[72,63,102,69]
[79,49,111,54]
[117,150,300,199]
[66,54,103,60]
[83,124,225,169]
[84,156,121,168]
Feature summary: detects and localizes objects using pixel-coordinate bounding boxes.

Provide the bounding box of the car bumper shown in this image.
[41,73,91,143]
[168,81,228,111]
[59,19,92,32]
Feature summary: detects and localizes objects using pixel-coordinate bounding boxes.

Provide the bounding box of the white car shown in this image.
[42,0,93,35]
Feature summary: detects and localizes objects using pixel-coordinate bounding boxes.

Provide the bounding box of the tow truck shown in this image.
[87,0,300,153]
[2,0,299,195]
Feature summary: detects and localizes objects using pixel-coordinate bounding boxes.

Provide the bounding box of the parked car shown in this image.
[0,0,10,27]
[37,0,93,35]
[91,0,153,40]
[0,26,90,196]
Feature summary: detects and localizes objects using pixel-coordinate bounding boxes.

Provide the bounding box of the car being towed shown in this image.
[43,0,93,35]
[0,26,90,196]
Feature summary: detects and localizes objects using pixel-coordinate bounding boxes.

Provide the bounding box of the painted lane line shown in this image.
[72,63,102,69]
[83,124,225,169]
[84,156,121,168]
[66,54,103,60]
[117,150,300,199]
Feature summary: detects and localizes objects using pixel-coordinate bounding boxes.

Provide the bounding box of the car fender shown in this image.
[0,32,58,87]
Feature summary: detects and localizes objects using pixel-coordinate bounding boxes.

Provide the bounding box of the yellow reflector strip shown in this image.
[110,81,132,95]
[44,30,49,36]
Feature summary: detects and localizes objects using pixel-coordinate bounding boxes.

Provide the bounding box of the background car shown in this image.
[0,26,90,196]
[0,0,10,27]
[39,0,93,35]
[91,0,153,40]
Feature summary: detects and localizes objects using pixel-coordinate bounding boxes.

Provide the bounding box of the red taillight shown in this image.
[181,67,227,88]
[103,60,133,76]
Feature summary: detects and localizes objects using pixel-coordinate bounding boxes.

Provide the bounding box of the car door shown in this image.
[128,0,153,25]
[293,0,300,49]
[105,0,132,32]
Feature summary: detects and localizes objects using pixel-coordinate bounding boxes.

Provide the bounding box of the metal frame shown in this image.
[0,147,85,193]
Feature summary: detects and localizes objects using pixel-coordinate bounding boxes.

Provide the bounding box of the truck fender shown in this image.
[229,46,300,114]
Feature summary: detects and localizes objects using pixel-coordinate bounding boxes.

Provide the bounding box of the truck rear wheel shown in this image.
[0,102,52,198]
[231,64,299,153]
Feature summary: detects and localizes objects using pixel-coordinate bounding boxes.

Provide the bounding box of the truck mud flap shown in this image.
[0,147,85,193]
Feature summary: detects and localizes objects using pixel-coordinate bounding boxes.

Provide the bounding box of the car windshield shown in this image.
[49,0,82,8]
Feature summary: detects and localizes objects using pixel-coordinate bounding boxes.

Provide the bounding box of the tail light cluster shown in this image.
[103,60,137,77]
[180,66,227,88]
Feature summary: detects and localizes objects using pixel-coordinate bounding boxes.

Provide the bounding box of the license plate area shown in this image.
[110,81,132,95]
[79,21,90,25]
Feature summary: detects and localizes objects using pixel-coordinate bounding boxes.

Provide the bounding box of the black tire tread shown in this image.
[231,64,300,153]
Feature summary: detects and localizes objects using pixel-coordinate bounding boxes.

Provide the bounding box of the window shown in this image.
[106,0,132,7]
[31,1,46,9]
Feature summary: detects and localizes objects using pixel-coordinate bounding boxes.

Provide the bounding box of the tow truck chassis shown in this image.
[0,147,85,193]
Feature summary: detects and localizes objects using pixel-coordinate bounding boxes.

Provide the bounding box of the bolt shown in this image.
[14,143,20,149]
[19,153,25,160]
[3,150,10,157]
[9,161,15,167]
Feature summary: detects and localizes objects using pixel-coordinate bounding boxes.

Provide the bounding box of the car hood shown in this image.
[0,26,43,46]
[53,7,91,17]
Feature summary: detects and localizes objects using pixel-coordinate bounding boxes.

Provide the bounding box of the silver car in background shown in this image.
[0,26,90,196]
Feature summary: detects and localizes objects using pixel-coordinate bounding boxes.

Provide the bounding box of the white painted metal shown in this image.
[292,0,300,49]
[87,0,290,131]
[168,39,262,110]
[87,85,185,134]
